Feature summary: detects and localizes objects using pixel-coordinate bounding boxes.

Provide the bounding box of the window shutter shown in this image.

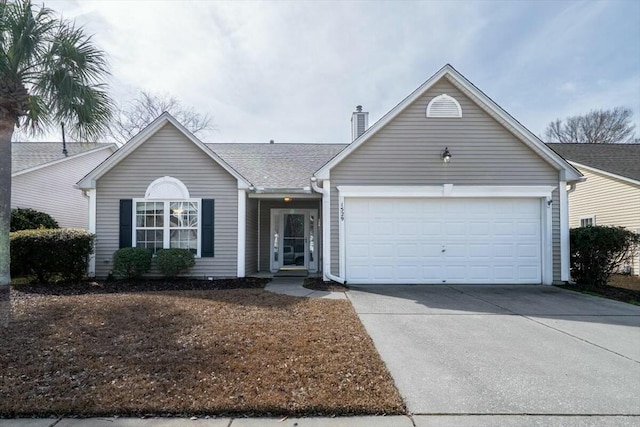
[119,199,133,248]
[201,199,215,257]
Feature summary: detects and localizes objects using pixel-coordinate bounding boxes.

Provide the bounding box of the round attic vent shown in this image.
[426,94,462,118]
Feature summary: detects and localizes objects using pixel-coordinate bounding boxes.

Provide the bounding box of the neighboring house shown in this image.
[12,142,116,229]
[78,64,582,284]
[547,143,640,275]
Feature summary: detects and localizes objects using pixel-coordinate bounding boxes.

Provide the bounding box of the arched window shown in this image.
[145,176,190,199]
[134,176,201,256]
[426,94,462,118]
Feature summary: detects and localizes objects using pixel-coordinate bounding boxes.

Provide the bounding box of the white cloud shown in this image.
[39,0,640,144]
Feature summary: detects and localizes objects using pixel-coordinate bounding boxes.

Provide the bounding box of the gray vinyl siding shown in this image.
[329,77,561,282]
[258,199,321,272]
[11,148,113,229]
[245,197,259,274]
[95,123,238,279]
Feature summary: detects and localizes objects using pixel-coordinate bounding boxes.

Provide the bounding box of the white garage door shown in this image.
[345,198,542,284]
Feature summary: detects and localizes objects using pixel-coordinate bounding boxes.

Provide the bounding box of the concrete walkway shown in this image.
[4,414,640,426]
[265,276,347,299]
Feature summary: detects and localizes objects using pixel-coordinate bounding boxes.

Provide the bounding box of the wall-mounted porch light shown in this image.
[284,197,292,202]
[441,147,452,163]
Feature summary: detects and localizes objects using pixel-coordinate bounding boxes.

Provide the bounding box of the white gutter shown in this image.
[311,177,346,284]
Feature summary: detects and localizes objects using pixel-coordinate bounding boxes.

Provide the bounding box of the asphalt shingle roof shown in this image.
[546,143,640,182]
[208,143,347,189]
[12,142,113,173]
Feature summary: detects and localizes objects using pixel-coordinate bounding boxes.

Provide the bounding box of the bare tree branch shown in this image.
[108,90,213,144]
[544,107,637,143]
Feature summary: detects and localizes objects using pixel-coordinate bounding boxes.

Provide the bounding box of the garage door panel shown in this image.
[397,243,419,257]
[345,198,542,284]
[398,221,420,236]
[397,265,419,280]
[422,222,442,236]
[373,265,394,280]
[375,221,394,235]
[445,222,466,237]
[372,243,393,257]
[517,244,539,258]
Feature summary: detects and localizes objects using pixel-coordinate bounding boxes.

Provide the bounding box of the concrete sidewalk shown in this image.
[265,277,347,299]
[3,414,640,426]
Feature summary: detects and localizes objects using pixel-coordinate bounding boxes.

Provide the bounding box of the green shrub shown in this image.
[570,226,639,289]
[11,208,59,231]
[10,228,95,282]
[156,248,195,278]
[112,247,153,279]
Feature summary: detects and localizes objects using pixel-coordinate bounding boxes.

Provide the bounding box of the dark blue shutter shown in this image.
[201,199,215,257]
[119,199,133,248]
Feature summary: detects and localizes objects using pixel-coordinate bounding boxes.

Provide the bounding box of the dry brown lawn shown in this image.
[0,289,404,417]
[608,274,640,291]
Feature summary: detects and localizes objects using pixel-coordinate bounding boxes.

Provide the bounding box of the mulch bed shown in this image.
[557,282,640,305]
[10,277,270,299]
[303,277,349,292]
[1,282,404,418]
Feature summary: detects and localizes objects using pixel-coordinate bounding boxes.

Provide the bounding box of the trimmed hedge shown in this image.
[11,208,59,231]
[10,228,95,282]
[570,225,639,288]
[156,249,195,278]
[113,247,153,279]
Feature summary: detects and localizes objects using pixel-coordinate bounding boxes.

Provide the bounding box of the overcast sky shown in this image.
[47,0,640,144]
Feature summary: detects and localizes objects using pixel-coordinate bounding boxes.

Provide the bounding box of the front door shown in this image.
[270,209,318,272]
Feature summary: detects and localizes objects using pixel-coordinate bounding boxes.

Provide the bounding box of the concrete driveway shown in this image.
[348,285,640,417]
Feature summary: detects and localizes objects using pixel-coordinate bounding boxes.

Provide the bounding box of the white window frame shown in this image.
[580,215,596,227]
[132,198,202,257]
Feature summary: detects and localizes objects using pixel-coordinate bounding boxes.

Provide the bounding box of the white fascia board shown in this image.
[77,112,251,190]
[13,144,116,178]
[337,185,557,198]
[569,161,640,186]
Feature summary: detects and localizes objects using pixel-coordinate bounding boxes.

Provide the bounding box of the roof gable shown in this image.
[77,112,251,189]
[547,143,640,184]
[315,64,582,183]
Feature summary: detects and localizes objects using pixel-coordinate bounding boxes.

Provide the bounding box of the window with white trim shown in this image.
[580,216,596,227]
[132,176,201,256]
[134,200,201,255]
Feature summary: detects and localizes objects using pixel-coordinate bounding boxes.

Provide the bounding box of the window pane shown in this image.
[170,202,198,229]
[170,229,197,253]
[136,202,164,227]
[136,229,163,253]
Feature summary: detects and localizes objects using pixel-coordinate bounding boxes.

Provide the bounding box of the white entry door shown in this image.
[345,198,542,284]
[270,209,318,272]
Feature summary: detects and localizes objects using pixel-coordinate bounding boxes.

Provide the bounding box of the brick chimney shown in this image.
[351,105,369,141]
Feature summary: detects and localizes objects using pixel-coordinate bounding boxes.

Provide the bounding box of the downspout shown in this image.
[311,177,345,284]
[561,182,578,283]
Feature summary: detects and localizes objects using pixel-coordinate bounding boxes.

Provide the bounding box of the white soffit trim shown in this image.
[76,112,251,190]
[337,185,557,198]
[13,144,116,178]
[569,161,640,186]
[315,64,582,183]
